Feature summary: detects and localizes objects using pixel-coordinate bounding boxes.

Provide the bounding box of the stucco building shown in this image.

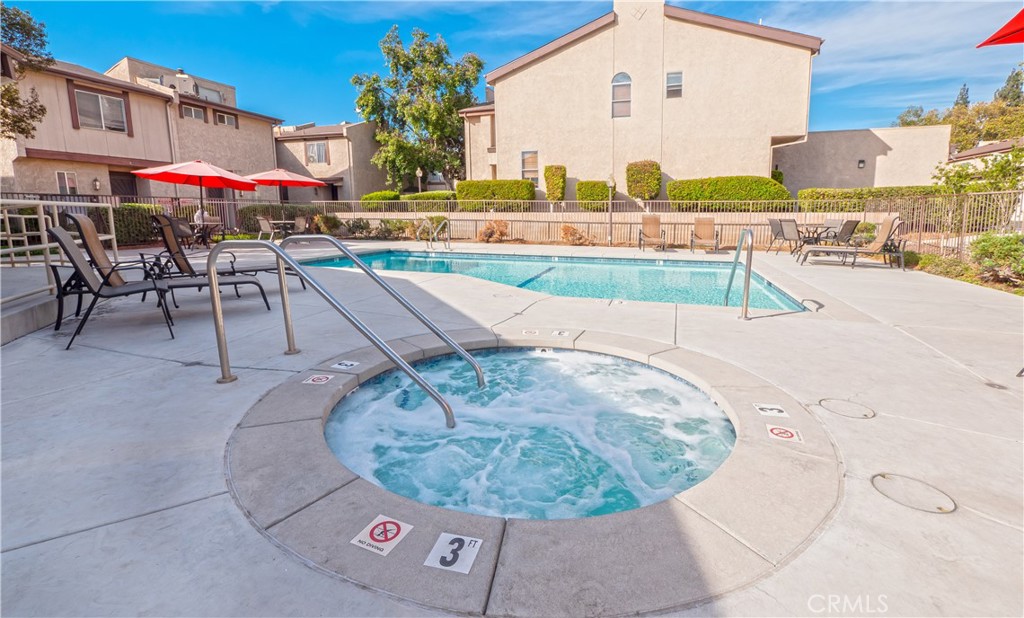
[1,47,282,201]
[771,125,953,195]
[460,0,822,200]
[274,122,387,202]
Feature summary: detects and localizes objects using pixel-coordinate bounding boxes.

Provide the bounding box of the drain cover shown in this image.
[819,398,875,419]
[871,473,956,514]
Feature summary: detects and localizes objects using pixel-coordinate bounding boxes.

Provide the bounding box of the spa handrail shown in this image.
[723,227,754,320]
[415,218,451,251]
[279,234,482,387]
[205,240,458,428]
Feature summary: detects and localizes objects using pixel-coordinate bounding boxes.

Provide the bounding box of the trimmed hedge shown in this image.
[626,160,661,201]
[455,179,535,212]
[105,203,164,245]
[667,176,791,202]
[401,191,456,200]
[576,180,614,211]
[771,169,784,185]
[361,190,401,201]
[400,191,456,212]
[797,186,943,200]
[544,165,566,202]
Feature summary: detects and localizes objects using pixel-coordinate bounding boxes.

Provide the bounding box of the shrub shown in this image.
[346,218,371,237]
[477,220,509,243]
[853,221,876,246]
[455,180,535,201]
[970,232,1024,284]
[361,190,401,201]
[313,214,342,235]
[771,169,784,185]
[236,204,320,233]
[797,186,942,200]
[372,219,408,240]
[626,160,661,201]
[544,165,566,202]
[902,250,922,269]
[104,203,164,245]
[576,180,614,211]
[667,176,791,202]
[560,224,594,246]
[918,254,974,279]
[400,190,455,212]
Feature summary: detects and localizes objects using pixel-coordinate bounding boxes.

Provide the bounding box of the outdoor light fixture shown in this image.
[416,167,423,193]
[606,176,615,247]
[857,160,866,169]
[92,178,101,191]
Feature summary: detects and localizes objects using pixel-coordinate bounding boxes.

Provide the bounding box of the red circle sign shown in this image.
[370,520,401,543]
[770,427,795,439]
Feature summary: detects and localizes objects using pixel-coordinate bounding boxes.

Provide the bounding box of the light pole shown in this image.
[416,167,423,193]
[606,176,615,246]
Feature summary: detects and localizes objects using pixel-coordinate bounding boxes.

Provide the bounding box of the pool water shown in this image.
[324,349,736,520]
[307,251,803,310]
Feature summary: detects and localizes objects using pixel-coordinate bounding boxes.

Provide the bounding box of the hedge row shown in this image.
[456,179,536,201]
[667,176,791,201]
[400,191,456,201]
[796,186,943,200]
[575,180,615,211]
[103,203,163,245]
[361,190,401,201]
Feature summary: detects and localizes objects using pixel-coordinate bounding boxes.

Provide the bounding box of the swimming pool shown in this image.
[324,348,736,520]
[307,251,803,310]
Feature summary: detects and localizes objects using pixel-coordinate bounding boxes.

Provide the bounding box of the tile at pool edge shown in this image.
[399,327,499,358]
[239,372,357,427]
[267,479,503,615]
[315,341,425,382]
[676,440,841,565]
[228,419,356,529]
[487,499,772,617]
[492,326,583,349]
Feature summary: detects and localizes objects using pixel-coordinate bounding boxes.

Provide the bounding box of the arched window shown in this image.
[612,73,631,118]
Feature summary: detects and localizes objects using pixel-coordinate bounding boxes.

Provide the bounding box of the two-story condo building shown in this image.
[274,121,388,202]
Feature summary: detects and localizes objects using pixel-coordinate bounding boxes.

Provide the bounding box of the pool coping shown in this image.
[225,328,843,616]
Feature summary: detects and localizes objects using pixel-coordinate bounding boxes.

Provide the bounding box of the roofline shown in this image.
[47,64,174,99]
[107,56,235,91]
[486,12,617,84]
[663,5,823,54]
[275,131,349,142]
[1,43,27,62]
[949,137,1024,162]
[178,94,282,124]
[458,102,495,118]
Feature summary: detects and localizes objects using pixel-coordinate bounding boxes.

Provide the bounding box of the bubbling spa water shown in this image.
[324,349,736,520]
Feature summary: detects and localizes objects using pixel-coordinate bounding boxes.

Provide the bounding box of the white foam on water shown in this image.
[324,349,736,520]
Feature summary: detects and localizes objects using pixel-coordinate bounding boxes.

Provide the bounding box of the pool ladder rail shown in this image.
[205,235,485,428]
[723,227,754,320]
[415,218,451,251]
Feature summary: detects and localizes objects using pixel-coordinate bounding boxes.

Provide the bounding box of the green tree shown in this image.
[0,3,54,140]
[932,147,1024,193]
[892,105,943,127]
[994,64,1023,107]
[352,26,483,189]
[954,83,969,108]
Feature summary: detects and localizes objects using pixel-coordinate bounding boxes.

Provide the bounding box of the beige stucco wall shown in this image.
[106,57,238,107]
[475,0,813,200]
[1,139,17,192]
[771,125,952,194]
[13,71,174,164]
[275,122,386,202]
[173,112,278,201]
[464,114,496,180]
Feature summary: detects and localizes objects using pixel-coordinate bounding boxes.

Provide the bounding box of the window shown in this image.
[56,171,78,195]
[666,72,683,98]
[612,73,631,118]
[197,85,222,103]
[521,151,539,185]
[182,105,204,121]
[215,112,237,127]
[306,142,328,164]
[75,90,126,132]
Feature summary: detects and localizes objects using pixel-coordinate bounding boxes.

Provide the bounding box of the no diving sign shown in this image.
[766,424,804,443]
[350,514,412,556]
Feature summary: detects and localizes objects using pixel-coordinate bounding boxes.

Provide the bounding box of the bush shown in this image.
[105,203,164,245]
[399,191,455,212]
[576,180,614,211]
[560,224,594,246]
[797,186,942,200]
[918,254,974,279]
[361,190,401,201]
[313,214,342,235]
[626,160,661,201]
[236,204,321,233]
[346,218,371,237]
[902,250,922,269]
[970,232,1024,284]
[544,165,566,202]
[771,169,784,185]
[477,220,509,243]
[667,176,791,202]
[455,180,535,201]
[372,219,408,240]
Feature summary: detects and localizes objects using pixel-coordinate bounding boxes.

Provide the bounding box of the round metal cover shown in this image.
[871,473,956,514]
[819,398,875,419]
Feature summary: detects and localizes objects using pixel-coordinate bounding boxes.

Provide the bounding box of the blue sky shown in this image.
[11,1,1023,131]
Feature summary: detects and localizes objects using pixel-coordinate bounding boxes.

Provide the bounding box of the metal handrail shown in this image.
[432,219,451,250]
[415,219,434,249]
[205,240,460,428]
[414,218,452,251]
[723,227,754,320]
[280,234,484,388]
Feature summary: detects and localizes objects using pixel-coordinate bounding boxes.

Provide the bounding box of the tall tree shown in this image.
[994,64,1023,107]
[953,83,969,108]
[352,26,483,189]
[0,3,54,140]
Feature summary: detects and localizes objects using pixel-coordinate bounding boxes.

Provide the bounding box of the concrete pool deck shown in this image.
[2,240,1022,616]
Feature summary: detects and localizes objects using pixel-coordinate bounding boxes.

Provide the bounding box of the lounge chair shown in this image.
[690,217,719,253]
[638,214,666,251]
[256,216,277,242]
[766,218,785,253]
[800,216,906,269]
[779,219,818,256]
[291,215,308,237]
[821,219,859,246]
[47,225,174,349]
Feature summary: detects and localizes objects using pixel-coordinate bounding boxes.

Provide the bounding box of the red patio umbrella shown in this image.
[978,8,1024,47]
[244,168,326,203]
[132,160,258,223]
